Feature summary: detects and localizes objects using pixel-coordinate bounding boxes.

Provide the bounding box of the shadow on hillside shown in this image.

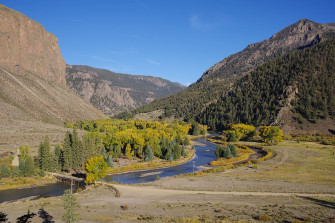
[298,196,335,209]
[328,129,335,135]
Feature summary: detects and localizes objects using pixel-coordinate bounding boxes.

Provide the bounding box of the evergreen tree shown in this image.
[100,147,107,160]
[25,156,35,177]
[227,144,237,157]
[18,158,26,176]
[215,145,222,158]
[12,166,20,178]
[71,129,83,169]
[223,147,232,159]
[36,136,52,171]
[173,144,182,160]
[54,144,62,168]
[106,155,114,167]
[1,163,11,178]
[181,145,186,157]
[62,189,80,223]
[144,146,154,162]
[63,131,73,170]
[168,152,174,161]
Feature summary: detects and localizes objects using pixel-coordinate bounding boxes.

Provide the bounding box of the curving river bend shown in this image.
[0,139,217,204]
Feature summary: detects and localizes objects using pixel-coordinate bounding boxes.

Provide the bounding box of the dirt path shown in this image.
[114,184,335,198]
[275,148,289,167]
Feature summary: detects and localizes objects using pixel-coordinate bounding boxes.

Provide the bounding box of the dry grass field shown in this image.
[1,140,334,222]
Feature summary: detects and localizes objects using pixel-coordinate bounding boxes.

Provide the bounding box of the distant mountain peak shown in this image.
[198,19,335,83]
[270,19,326,39]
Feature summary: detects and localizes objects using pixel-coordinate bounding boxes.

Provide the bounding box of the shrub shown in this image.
[255,215,272,221]
[121,205,128,210]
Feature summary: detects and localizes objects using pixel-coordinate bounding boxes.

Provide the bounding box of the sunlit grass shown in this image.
[227,141,335,185]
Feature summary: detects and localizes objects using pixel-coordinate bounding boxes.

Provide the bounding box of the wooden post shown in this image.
[193,161,195,175]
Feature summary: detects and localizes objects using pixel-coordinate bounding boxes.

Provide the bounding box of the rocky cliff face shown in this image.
[0,4,106,128]
[66,65,186,116]
[198,19,335,82]
[0,4,66,85]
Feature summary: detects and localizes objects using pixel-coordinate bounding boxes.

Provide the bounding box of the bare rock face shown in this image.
[0,4,107,129]
[0,4,66,85]
[66,65,186,116]
[199,19,335,82]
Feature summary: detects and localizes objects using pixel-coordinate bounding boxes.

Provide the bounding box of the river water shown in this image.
[103,139,217,184]
[0,139,216,204]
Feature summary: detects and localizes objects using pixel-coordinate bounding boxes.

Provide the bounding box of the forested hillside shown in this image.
[116,19,335,121]
[197,38,335,131]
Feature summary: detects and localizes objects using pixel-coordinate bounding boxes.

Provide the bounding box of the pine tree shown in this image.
[36,136,52,171]
[223,147,232,159]
[25,156,35,177]
[181,145,186,157]
[62,189,80,223]
[12,166,20,178]
[106,155,114,167]
[18,158,26,176]
[54,144,62,167]
[63,131,73,170]
[144,146,154,162]
[1,163,11,178]
[71,129,83,169]
[227,144,237,157]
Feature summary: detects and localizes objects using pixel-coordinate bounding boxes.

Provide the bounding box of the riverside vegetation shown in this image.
[0,119,207,187]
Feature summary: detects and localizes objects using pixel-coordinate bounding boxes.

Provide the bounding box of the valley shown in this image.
[0,2,334,223]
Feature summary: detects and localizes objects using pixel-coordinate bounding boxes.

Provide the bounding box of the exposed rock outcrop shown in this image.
[66,65,185,116]
[198,19,335,82]
[0,4,66,85]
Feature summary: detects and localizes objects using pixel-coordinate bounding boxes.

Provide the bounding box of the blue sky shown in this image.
[2,0,335,85]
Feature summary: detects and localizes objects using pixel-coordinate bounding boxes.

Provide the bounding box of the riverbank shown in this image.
[107,149,195,175]
[0,175,56,191]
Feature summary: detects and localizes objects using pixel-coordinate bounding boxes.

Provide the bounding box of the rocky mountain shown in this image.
[198,19,335,82]
[0,3,107,144]
[0,4,66,85]
[66,65,185,116]
[198,37,335,134]
[118,19,335,122]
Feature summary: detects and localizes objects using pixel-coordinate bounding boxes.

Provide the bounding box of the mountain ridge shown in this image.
[118,19,335,124]
[66,65,186,116]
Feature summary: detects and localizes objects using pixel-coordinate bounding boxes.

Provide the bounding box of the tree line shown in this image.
[197,38,335,130]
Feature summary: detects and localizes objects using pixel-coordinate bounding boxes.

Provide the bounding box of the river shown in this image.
[103,139,217,184]
[0,139,216,204]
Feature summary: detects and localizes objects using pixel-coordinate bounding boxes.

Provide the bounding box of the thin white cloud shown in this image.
[146,59,160,66]
[189,14,213,30]
[185,82,192,86]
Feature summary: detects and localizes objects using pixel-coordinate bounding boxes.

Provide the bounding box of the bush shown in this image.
[255,215,272,221]
[121,205,128,210]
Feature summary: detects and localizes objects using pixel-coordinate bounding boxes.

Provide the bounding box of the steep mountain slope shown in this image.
[0,4,66,85]
[66,65,185,116]
[197,38,335,134]
[118,19,335,121]
[198,19,335,82]
[0,4,107,145]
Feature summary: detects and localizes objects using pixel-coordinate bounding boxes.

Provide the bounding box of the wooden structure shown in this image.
[52,173,85,193]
